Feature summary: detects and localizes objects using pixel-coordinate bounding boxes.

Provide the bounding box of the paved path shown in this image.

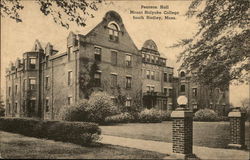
[100,135,249,160]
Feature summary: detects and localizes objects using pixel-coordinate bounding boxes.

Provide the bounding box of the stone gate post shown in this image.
[228,107,246,149]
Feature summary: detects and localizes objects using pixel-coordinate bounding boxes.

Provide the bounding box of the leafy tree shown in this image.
[0,0,104,29]
[173,0,249,89]
[0,96,5,117]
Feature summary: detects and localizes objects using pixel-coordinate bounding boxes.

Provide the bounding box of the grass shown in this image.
[0,131,167,159]
[100,121,250,149]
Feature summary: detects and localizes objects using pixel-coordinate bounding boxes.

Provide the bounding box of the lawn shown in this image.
[0,131,167,159]
[100,121,250,149]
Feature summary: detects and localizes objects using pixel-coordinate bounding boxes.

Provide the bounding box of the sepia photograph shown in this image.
[0,0,249,159]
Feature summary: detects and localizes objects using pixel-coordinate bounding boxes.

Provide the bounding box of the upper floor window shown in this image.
[125,54,132,67]
[151,86,155,92]
[151,56,155,63]
[180,85,185,92]
[68,46,73,61]
[94,72,101,87]
[162,59,166,66]
[164,73,168,82]
[8,86,11,96]
[29,78,36,90]
[126,76,132,89]
[45,76,49,89]
[169,74,173,83]
[146,54,150,62]
[146,70,150,79]
[68,71,73,86]
[180,71,186,77]
[111,51,117,65]
[23,79,26,92]
[94,47,101,61]
[169,89,173,96]
[155,57,159,64]
[192,88,197,97]
[15,85,18,95]
[108,23,119,42]
[29,58,36,69]
[151,71,155,80]
[142,54,145,61]
[146,86,150,92]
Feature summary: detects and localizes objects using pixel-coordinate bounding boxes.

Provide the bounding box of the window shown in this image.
[23,79,26,92]
[164,88,168,95]
[151,86,155,92]
[45,76,49,89]
[111,74,117,87]
[125,54,132,67]
[108,23,119,42]
[156,71,159,81]
[155,57,159,64]
[180,71,185,77]
[94,72,101,87]
[67,96,72,105]
[94,47,101,61]
[142,54,145,61]
[169,74,173,82]
[14,102,18,113]
[23,100,26,113]
[162,59,166,66]
[29,58,36,69]
[15,85,17,95]
[111,51,117,65]
[192,88,197,97]
[29,100,36,116]
[164,73,168,82]
[146,86,150,92]
[8,87,11,96]
[169,89,173,97]
[125,98,132,107]
[151,71,155,80]
[180,85,185,92]
[45,98,49,112]
[146,70,150,79]
[126,76,132,89]
[68,71,72,86]
[68,46,73,60]
[29,79,36,90]
[146,54,150,62]
[151,56,155,63]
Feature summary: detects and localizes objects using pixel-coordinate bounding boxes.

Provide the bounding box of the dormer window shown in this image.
[108,22,119,42]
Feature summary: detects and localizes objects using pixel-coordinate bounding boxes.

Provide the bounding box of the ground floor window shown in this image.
[125,98,132,107]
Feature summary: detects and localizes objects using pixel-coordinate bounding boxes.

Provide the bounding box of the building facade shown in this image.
[5,11,229,119]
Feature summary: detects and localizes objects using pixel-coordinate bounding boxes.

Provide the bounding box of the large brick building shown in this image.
[5,11,229,119]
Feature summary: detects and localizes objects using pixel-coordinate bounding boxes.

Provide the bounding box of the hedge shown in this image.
[0,117,101,145]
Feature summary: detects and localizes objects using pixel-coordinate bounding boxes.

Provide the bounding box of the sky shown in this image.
[1,1,249,106]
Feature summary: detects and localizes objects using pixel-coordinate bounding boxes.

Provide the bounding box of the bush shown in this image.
[160,110,172,121]
[87,92,119,123]
[59,99,90,121]
[105,112,135,124]
[194,109,219,121]
[138,108,162,123]
[0,117,101,146]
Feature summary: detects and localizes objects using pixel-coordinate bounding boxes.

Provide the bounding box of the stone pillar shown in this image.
[171,108,194,158]
[228,107,246,149]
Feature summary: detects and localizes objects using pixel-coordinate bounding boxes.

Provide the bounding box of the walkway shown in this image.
[100,135,249,160]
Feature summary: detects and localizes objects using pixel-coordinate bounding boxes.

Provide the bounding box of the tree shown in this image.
[0,0,104,29]
[173,0,249,89]
[0,96,5,117]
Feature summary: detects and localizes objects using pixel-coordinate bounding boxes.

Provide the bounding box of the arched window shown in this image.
[180,71,185,77]
[108,22,119,42]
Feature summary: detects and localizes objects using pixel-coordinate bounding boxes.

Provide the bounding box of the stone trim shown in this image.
[228,111,241,117]
[171,110,193,118]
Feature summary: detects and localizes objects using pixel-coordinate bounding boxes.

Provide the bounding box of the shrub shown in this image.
[138,108,162,123]
[105,112,135,124]
[160,110,172,121]
[0,117,101,146]
[194,109,219,121]
[59,99,90,121]
[87,91,119,123]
